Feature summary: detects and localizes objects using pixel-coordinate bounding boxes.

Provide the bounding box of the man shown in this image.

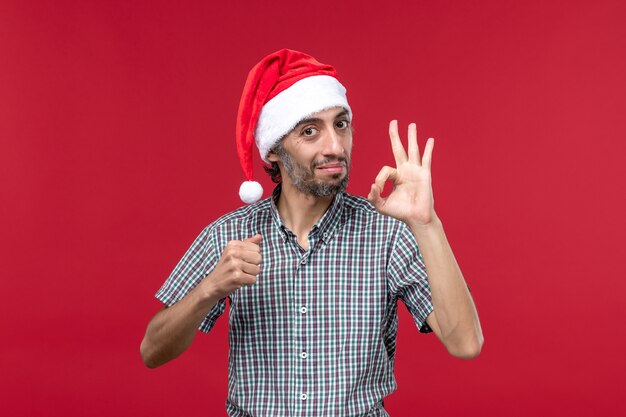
[141,49,483,416]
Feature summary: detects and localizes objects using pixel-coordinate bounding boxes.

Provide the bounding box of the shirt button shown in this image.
[300,306,307,314]
[300,352,308,359]
[300,258,307,265]
[300,393,307,401]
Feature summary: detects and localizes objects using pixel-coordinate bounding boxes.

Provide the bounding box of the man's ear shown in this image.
[266,150,280,163]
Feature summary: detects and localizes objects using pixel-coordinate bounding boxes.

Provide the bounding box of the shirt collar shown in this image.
[269,184,344,244]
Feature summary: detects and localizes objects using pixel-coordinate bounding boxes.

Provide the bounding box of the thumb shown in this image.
[244,234,262,245]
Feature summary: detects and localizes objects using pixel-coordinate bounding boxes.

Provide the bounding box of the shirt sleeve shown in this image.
[387,222,434,334]
[155,226,227,333]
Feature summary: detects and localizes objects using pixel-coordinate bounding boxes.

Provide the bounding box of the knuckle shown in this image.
[223,255,236,267]
[222,246,237,259]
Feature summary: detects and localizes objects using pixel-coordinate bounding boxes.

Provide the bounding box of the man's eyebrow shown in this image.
[293,109,350,128]
[334,109,350,119]
[294,116,322,128]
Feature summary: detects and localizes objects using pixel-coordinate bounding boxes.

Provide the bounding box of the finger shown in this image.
[240,261,260,276]
[241,274,258,286]
[234,270,257,286]
[241,242,261,255]
[422,137,435,170]
[374,166,398,193]
[240,251,262,265]
[407,123,420,165]
[367,184,385,210]
[389,120,407,166]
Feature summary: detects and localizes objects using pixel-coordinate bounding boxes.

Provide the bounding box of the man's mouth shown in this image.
[314,157,347,172]
[315,162,346,174]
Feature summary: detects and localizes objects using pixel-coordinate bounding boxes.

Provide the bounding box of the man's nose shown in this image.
[321,128,344,156]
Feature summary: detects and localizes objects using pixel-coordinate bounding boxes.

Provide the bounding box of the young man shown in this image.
[141,49,483,416]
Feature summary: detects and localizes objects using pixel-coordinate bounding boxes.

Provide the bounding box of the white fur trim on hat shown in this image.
[255,75,351,162]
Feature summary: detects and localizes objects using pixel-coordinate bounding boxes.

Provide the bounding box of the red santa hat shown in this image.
[236,49,352,204]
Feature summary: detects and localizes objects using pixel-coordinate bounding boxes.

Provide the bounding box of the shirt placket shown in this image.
[291,233,318,415]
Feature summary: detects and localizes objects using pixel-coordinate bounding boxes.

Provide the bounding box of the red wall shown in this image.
[1,1,625,416]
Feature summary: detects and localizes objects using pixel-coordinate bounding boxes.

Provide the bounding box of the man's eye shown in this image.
[302,127,317,136]
[336,120,349,129]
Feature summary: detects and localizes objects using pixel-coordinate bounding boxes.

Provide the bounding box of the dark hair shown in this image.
[263,161,282,183]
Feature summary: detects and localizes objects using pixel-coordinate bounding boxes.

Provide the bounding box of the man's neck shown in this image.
[276,182,335,250]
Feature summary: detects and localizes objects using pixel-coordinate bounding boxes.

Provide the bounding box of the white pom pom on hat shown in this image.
[235,49,351,204]
[239,181,263,204]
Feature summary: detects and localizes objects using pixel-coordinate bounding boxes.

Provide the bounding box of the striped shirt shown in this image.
[156,185,433,417]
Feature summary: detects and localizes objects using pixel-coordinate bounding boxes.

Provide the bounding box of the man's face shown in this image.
[269,107,353,197]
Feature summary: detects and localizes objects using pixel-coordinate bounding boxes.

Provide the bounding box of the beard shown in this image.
[275,146,350,197]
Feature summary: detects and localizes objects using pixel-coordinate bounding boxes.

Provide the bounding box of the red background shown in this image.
[1,0,625,416]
